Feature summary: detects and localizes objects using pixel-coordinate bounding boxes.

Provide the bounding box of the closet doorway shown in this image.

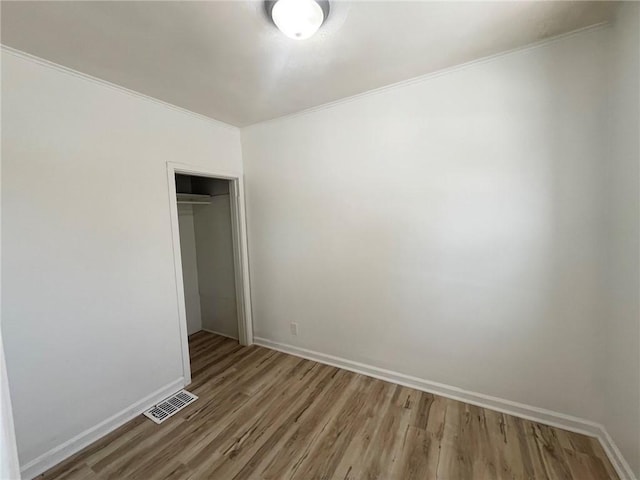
[167,163,253,385]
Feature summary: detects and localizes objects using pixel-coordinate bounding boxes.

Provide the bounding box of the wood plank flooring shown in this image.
[38,331,618,480]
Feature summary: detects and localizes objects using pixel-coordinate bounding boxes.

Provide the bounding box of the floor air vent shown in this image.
[143,390,198,424]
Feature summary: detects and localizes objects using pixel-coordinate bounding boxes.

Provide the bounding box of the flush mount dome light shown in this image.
[266,0,330,40]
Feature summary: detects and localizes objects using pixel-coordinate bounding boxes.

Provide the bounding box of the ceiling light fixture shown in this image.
[266,0,330,40]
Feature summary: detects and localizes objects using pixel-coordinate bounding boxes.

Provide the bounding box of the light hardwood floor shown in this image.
[38,331,618,480]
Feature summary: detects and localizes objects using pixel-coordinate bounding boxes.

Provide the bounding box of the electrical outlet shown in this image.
[290,322,298,336]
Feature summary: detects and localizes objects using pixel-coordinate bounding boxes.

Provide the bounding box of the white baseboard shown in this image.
[20,377,185,480]
[254,337,636,480]
[597,428,638,480]
[19,336,637,480]
[201,328,238,341]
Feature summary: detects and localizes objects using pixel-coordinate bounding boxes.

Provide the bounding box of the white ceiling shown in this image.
[1,1,616,126]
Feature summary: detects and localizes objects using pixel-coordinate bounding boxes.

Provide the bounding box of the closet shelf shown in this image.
[177,193,212,205]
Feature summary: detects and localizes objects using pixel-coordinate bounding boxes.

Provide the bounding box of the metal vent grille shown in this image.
[143,390,198,424]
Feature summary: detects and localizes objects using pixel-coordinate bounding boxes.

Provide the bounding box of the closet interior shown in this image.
[175,174,238,340]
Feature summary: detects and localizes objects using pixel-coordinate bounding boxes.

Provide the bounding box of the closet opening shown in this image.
[168,165,253,385]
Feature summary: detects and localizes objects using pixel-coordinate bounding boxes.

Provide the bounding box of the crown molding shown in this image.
[0,45,239,132]
[243,22,610,130]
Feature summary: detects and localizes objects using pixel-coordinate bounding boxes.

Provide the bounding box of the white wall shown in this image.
[0,113,21,479]
[1,50,242,471]
[605,3,640,477]
[178,205,203,336]
[1,330,21,480]
[242,27,609,423]
[194,194,239,339]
